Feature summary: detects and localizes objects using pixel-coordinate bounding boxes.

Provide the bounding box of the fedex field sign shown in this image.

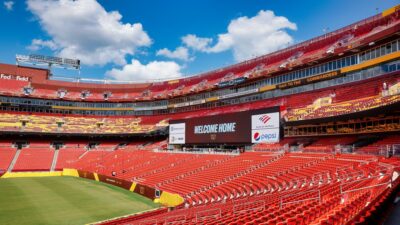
[0,73,30,81]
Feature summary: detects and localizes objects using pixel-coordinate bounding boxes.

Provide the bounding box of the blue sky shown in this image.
[0,0,398,81]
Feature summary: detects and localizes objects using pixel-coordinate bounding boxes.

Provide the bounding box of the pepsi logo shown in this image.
[253,131,278,142]
[253,132,261,141]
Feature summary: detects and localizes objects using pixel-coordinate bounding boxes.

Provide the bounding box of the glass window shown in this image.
[366,52,371,61]
[386,43,392,53]
[392,41,397,52]
[380,46,385,56]
[351,55,356,65]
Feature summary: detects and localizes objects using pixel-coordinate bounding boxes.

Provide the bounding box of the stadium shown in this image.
[0,1,400,225]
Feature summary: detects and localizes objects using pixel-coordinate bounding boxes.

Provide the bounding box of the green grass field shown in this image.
[0,176,160,225]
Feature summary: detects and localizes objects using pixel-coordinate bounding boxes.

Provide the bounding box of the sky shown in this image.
[0,0,398,82]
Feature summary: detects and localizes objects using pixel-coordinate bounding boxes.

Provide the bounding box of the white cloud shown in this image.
[183,10,297,61]
[206,33,234,53]
[27,0,151,66]
[182,34,212,52]
[156,46,192,61]
[106,59,183,81]
[27,39,58,51]
[4,1,14,11]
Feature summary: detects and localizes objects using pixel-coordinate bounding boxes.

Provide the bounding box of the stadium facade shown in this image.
[0,4,399,225]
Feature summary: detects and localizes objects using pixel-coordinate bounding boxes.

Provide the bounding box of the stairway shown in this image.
[7,149,21,172]
[78,150,89,159]
[50,149,59,171]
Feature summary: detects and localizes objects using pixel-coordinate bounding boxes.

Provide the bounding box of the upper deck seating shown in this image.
[286,78,400,121]
[0,10,396,102]
[0,79,29,96]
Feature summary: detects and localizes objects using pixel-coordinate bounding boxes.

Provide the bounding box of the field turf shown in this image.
[0,176,159,225]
